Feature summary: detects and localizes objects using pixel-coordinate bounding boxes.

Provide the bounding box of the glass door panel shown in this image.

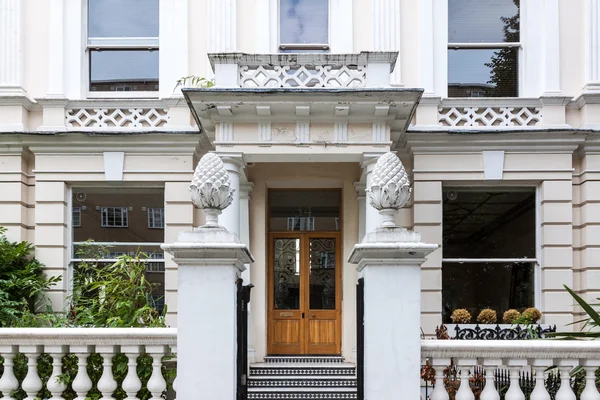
[309,238,336,310]
[273,238,301,310]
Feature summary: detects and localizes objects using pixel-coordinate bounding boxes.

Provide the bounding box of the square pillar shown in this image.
[349,227,436,399]
[162,226,253,400]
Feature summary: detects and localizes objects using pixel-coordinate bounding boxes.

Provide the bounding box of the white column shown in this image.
[0,0,25,95]
[585,0,600,92]
[418,0,434,95]
[432,0,448,97]
[331,0,353,53]
[163,227,254,400]
[206,0,237,76]
[349,223,437,399]
[354,183,366,242]
[217,153,245,238]
[159,0,188,98]
[63,0,84,99]
[543,0,561,95]
[372,0,400,84]
[47,0,64,98]
[239,182,255,363]
[361,153,386,234]
[239,182,253,283]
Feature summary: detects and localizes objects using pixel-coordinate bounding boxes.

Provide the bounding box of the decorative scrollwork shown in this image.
[435,324,557,340]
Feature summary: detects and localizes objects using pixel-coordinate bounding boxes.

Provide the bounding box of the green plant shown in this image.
[503,309,521,324]
[547,285,600,339]
[476,308,497,324]
[67,242,165,328]
[450,309,471,324]
[174,75,214,91]
[516,307,542,325]
[0,226,61,326]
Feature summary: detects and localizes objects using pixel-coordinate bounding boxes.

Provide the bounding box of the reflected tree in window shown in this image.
[485,0,520,97]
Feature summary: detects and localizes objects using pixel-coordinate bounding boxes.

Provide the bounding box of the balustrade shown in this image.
[0,328,176,400]
[422,341,600,400]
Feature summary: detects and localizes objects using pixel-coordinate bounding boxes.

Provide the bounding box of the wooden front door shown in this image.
[268,232,341,355]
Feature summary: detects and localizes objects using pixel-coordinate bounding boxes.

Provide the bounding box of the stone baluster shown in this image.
[20,346,43,400]
[71,345,93,400]
[581,361,600,400]
[430,358,450,400]
[480,359,502,400]
[45,345,67,399]
[455,359,475,400]
[505,360,527,400]
[0,346,19,399]
[96,345,118,399]
[122,346,142,400]
[530,360,552,400]
[555,361,577,400]
[146,345,168,400]
[171,345,178,399]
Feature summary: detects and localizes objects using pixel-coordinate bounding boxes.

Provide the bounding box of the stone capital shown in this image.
[213,151,246,173]
[360,152,387,171]
[240,182,254,199]
[162,226,254,270]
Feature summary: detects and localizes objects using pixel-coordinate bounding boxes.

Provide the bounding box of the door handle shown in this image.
[311,313,316,318]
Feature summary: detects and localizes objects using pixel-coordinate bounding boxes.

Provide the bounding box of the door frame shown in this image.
[267,231,343,355]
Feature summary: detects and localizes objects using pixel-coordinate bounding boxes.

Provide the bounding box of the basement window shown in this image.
[441,188,536,323]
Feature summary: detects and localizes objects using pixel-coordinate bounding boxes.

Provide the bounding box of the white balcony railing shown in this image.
[209,52,399,89]
[421,340,600,399]
[0,328,177,399]
[438,98,543,128]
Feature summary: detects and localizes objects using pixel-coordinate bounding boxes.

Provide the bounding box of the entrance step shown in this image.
[248,356,357,399]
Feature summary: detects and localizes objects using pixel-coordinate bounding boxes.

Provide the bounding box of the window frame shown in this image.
[447,0,523,98]
[85,0,159,98]
[100,206,129,228]
[278,0,331,52]
[72,207,82,228]
[441,185,541,317]
[147,207,165,229]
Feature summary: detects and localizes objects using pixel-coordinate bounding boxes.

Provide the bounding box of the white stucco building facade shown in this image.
[1,0,600,362]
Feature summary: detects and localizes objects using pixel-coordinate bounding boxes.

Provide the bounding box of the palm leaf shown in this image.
[564,284,600,327]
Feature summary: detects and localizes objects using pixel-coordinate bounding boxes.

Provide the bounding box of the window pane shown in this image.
[449,0,520,43]
[88,0,159,38]
[269,190,340,232]
[448,48,518,97]
[309,238,336,310]
[90,50,159,92]
[442,262,534,323]
[274,238,301,310]
[443,189,535,258]
[280,0,328,45]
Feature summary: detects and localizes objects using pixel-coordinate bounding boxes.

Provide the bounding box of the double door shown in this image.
[268,232,341,355]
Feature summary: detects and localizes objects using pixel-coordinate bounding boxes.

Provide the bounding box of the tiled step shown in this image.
[250,363,356,376]
[249,376,357,388]
[248,356,358,399]
[264,356,346,364]
[247,388,357,399]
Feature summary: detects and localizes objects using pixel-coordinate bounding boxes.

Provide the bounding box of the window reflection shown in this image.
[88,0,159,38]
[90,50,159,92]
[280,0,329,49]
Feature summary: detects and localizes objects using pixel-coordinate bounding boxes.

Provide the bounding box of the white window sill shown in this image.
[86,91,160,100]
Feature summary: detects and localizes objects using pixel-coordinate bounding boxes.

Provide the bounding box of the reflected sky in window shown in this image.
[88,0,159,38]
[449,0,519,43]
[280,0,328,44]
[90,50,158,82]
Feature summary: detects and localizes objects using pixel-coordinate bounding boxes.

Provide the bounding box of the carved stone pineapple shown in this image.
[366,152,411,227]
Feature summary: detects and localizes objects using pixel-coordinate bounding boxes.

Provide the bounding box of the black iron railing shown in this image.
[357,278,364,400]
[237,278,253,400]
